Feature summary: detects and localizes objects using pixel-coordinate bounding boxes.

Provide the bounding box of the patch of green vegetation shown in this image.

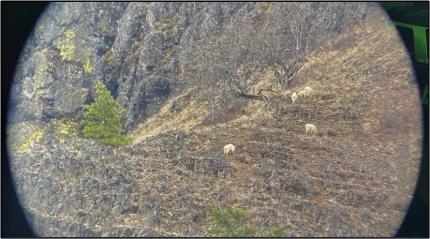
[17,127,44,152]
[209,206,256,237]
[82,82,131,147]
[260,225,288,237]
[209,205,286,237]
[58,28,76,61]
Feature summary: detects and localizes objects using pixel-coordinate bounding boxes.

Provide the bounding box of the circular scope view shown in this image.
[7,2,423,237]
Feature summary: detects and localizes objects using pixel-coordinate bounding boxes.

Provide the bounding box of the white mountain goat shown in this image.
[305,123,317,135]
[304,86,313,95]
[298,90,307,98]
[224,144,236,155]
[291,92,298,104]
[298,87,313,98]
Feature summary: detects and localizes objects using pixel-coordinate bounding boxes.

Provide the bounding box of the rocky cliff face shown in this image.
[7,2,423,237]
[9,2,369,130]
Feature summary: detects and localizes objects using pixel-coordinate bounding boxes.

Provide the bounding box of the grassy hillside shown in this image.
[121,14,422,236]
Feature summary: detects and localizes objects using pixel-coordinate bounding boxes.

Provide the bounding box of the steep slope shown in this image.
[7,2,422,237]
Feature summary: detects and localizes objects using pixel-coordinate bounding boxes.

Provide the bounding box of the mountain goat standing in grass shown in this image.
[298,87,313,98]
[304,87,313,95]
[298,90,307,98]
[224,144,236,155]
[291,92,298,104]
[305,123,317,135]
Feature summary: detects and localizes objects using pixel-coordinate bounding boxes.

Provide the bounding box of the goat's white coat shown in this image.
[298,90,307,98]
[291,92,298,104]
[224,144,236,155]
[305,123,317,135]
[304,87,313,94]
[297,87,313,98]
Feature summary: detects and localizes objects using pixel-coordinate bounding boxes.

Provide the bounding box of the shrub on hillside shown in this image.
[82,82,131,147]
[209,206,257,237]
[209,205,287,237]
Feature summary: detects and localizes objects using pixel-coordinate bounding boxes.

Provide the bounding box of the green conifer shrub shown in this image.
[82,82,131,147]
[209,205,287,237]
[209,206,257,237]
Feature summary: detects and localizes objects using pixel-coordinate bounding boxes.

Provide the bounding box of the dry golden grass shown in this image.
[117,13,421,237]
[131,89,210,143]
[197,17,417,235]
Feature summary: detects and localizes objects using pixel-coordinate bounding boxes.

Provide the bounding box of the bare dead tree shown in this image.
[258,3,347,88]
[220,18,267,99]
[179,2,373,118]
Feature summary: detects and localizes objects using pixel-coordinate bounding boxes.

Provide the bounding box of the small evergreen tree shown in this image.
[209,205,286,237]
[82,82,131,147]
[209,206,257,237]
